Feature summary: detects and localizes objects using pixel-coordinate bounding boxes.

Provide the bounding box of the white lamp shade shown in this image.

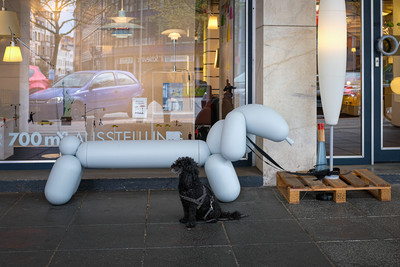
[161,29,186,40]
[3,44,22,62]
[168,32,181,40]
[0,10,21,37]
[318,0,347,126]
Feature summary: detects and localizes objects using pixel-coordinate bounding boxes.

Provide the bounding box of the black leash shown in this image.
[246,136,342,181]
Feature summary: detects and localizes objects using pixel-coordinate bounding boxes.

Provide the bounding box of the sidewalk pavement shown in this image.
[0,184,399,266]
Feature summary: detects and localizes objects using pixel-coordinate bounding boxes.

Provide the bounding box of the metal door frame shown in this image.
[372,0,400,162]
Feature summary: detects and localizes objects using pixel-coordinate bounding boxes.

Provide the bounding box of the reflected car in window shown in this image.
[29,65,50,94]
[29,70,143,120]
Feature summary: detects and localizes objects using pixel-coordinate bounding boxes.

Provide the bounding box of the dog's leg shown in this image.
[179,202,189,224]
[186,204,197,228]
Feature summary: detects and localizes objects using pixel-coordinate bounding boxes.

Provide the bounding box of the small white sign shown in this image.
[132,97,147,119]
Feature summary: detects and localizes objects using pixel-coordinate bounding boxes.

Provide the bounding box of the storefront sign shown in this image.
[6,130,182,147]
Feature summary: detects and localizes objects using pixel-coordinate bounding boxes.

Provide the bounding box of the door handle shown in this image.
[377,35,399,56]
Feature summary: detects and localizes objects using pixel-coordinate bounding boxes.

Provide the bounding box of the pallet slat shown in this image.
[277,172,305,189]
[276,169,391,204]
[354,169,391,187]
[300,176,326,189]
[340,172,368,187]
[324,178,348,188]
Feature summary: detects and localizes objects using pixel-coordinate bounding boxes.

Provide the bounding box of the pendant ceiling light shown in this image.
[3,37,22,62]
[101,0,143,38]
[161,29,186,72]
[0,0,21,37]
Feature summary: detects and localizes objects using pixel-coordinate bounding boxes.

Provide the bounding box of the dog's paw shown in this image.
[186,221,196,228]
[179,218,188,224]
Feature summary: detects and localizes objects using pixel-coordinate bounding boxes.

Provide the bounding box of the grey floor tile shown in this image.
[0,193,82,227]
[285,200,366,219]
[349,198,400,216]
[0,251,53,267]
[220,200,292,221]
[50,248,143,267]
[233,242,331,266]
[391,185,400,200]
[59,224,145,250]
[143,246,236,267]
[147,190,182,224]
[369,216,400,238]
[0,226,66,251]
[0,193,22,217]
[145,222,228,248]
[224,220,311,245]
[319,240,400,267]
[72,191,148,225]
[299,217,393,242]
[233,187,281,203]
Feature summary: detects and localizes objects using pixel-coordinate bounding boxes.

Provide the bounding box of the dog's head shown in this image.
[171,157,199,175]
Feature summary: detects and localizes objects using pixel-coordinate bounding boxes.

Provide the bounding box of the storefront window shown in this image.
[0,0,248,162]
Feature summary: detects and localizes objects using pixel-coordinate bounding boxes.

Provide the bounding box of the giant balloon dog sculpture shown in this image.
[45,104,293,205]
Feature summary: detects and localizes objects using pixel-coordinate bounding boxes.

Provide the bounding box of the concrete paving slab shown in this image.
[232,242,332,266]
[143,246,237,266]
[72,191,148,225]
[147,190,182,224]
[0,251,54,267]
[145,223,228,248]
[299,217,393,242]
[0,193,22,217]
[0,193,82,227]
[51,249,143,267]
[59,224,146,250]
[284,200,366,219]
[319,240,400,267]
[0,226,66,251]
[224,220,312,245]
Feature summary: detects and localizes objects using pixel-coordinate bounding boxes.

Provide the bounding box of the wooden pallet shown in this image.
[277,169,391,204]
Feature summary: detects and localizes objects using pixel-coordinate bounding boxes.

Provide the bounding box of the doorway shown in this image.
[373,0,400,162]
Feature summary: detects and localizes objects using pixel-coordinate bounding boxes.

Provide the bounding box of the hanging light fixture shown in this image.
[3,28,54,71]
[208,15,218,30]
[0,0,20,37]
[3,34,22,62]
[101,0,143,38]
[161,29,186,72]
[0,12,19,36]
[317,0,347,179]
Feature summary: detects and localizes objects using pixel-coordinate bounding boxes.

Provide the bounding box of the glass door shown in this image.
[373,0,400,161]
[318,0,372,165]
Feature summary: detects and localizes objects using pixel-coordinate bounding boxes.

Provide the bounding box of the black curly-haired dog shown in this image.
[171,156,243,228]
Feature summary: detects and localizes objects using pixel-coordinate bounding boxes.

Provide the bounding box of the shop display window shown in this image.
[0,0,248,162]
